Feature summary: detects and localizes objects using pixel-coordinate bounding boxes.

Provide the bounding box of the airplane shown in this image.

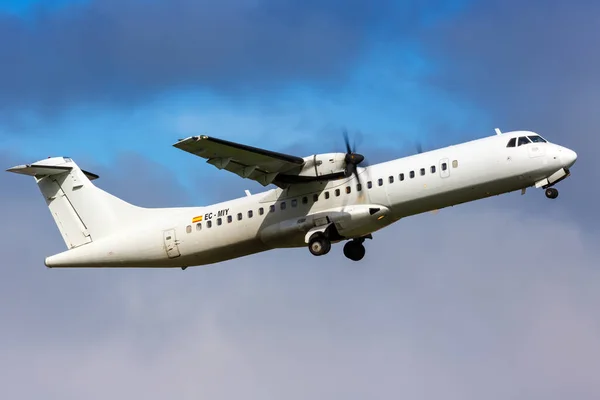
[7,128,577,269]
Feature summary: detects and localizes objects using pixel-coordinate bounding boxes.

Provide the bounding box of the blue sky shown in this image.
[0,0,494,201]
[2,2,600,399]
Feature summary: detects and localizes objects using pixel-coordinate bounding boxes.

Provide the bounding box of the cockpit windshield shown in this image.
[528,135,547,143]
[507,134,548,148]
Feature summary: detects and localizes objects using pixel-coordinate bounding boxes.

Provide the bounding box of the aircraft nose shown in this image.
[562,148,577,168]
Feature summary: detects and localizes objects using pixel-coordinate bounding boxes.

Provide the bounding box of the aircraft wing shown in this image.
[173,135,305,187]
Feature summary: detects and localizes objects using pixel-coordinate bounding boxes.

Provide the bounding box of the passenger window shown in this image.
[196,223,202,231]
[431,165,436,173]
[389,176,394,184]
[207,220,212,228]
[335,189,340,197]
[259,207,264,215]
[518,137,530,146]
[237,212,242,220]
[410,171,415,179]
[248,210,253,218]
[269,205,275,213]
[399,173,404,181]
[217,218,222,226]
[325,192,330,199]
[420,168,425,176]
[507,138,516,147]
[281,202,287,210]
[346,186,351,194]
[441,163,447,171]
[357,183,362,191]
[452,160,458,168]
[313,194,318,202]
[186,225,192,234]
[367,181,373,189]
[378,178,383,186]
[302,196,308,204]
[292,199,298,207]
[227,215,232,223]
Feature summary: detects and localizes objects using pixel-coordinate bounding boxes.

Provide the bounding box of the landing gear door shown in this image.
[439,158,450,178]
[163,229,181,258]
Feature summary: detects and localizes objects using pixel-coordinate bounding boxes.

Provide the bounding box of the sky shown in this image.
[1,0,600,399]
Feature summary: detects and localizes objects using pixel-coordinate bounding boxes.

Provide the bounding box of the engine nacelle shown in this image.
[327,204,391,238]
[296,153,348,179]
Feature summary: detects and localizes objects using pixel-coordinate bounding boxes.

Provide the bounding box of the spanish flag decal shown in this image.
[192,215,203,223]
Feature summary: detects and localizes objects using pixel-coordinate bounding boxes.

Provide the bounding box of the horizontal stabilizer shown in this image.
[7,163,99,180]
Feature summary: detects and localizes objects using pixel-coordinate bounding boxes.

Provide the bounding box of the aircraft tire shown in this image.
[309,235,331,256]
[343,241,365,261]
[545,188,559,199]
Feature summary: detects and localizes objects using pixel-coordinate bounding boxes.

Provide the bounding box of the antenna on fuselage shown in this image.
[495,128,502,135]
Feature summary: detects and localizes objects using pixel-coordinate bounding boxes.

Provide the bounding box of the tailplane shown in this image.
[7,157,145,249]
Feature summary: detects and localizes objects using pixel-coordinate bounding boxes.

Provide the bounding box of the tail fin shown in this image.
[8,157,144,249]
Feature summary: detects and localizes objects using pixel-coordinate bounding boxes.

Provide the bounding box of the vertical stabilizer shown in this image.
[8,157,145,249]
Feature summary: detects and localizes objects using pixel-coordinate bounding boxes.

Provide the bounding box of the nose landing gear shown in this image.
[545,187,559,199]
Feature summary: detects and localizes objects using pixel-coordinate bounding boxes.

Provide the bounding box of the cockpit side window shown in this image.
[528,135,547,143]
[506,138,516,148]
[518,136,531,146]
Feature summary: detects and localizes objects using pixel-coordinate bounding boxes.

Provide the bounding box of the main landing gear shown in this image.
[545,187,559,199]
[308,234,331,256]
[343,239,366,262]
[308,233,368,261]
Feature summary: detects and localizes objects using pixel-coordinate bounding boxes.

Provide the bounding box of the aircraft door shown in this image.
[439,158,450,178]
[163,229,181,258]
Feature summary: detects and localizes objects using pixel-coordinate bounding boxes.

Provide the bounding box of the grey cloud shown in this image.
[0,151,195,348]
[1,150,600,399]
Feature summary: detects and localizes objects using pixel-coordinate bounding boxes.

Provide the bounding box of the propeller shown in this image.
[342,129,366,182]
[416,141,423,154]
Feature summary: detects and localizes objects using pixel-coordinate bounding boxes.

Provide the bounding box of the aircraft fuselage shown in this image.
[38,130,577,268]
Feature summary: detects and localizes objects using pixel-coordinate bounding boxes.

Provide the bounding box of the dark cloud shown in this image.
[0,0,431,117]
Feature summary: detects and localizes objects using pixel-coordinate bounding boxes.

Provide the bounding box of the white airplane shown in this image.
[7,129,577,269]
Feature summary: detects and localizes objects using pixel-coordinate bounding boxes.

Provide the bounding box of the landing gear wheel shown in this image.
[309,235,331,256]
[545,188,559,199]
[343,241,366,261]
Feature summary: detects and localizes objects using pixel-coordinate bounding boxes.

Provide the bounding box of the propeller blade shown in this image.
[353,166,360,183]
[341,129,369,195]
[345,162,356,177]
[416,142,423,154]
[343,129,352,154]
